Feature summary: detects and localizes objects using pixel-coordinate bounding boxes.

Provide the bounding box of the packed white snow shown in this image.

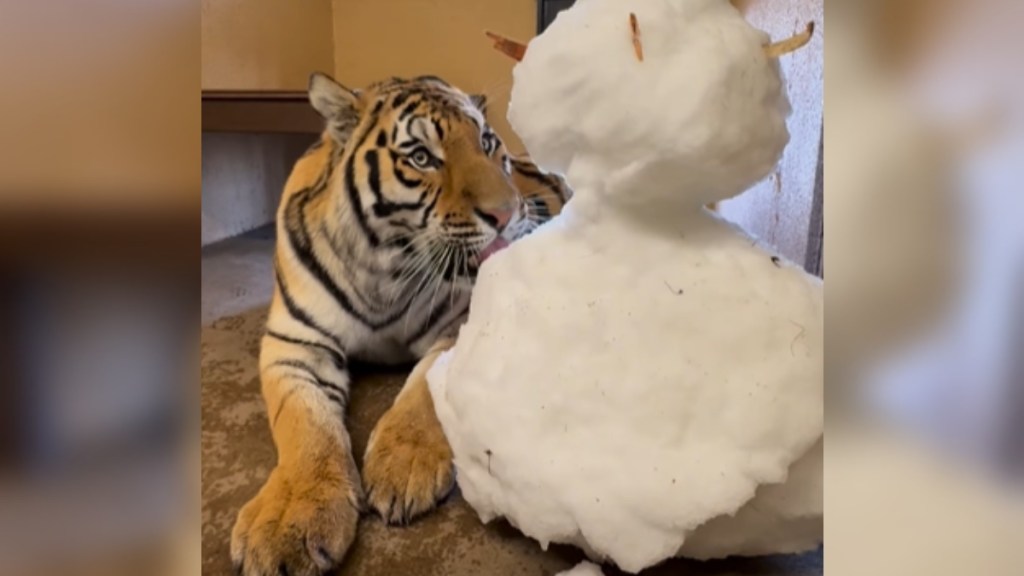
[507,0,790,209]
[427,0,823,572]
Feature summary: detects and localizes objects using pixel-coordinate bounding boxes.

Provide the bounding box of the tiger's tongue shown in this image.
[478,237,510,264]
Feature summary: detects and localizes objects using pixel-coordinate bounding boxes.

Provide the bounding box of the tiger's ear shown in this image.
[470,93,489,115]
[308,72,360,121]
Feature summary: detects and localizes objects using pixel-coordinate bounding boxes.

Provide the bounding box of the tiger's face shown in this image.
[309,73,522,283]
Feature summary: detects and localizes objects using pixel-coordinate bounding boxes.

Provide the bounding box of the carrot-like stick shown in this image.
[764,22,814,58]
[485,30,528,62]
[629,13,644,62]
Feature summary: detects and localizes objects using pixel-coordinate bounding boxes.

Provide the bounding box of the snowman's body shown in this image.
[426,0,823,572]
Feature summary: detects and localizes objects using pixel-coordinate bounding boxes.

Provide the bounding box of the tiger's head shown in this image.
[309,72,522,283]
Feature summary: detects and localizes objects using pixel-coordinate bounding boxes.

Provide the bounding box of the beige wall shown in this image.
[1,1,199,209]
[201,0,336,245]
[202,0,335,91]
[332,0,536,151]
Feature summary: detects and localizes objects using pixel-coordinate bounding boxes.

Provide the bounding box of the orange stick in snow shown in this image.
[764,22,815,58]
[485,30,527,62]
[630,13,644,62]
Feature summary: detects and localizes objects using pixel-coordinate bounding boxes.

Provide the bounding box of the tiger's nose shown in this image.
[476,204,516,231]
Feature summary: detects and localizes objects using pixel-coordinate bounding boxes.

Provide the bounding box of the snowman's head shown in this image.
[505,0,794,209]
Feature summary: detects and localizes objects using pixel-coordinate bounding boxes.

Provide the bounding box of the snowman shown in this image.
[426,0,821,572]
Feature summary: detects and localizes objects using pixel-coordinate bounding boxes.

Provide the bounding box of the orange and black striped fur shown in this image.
[230,72,570,576]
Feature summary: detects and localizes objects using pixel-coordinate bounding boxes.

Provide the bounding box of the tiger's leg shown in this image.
[362,337,456,524]
[230,331,361,576]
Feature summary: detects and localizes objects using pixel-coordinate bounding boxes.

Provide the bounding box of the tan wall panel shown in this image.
[332,0,535,151]
[0,1,199,208]
[202,0,335,91]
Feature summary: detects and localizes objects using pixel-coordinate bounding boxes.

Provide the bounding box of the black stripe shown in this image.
[446,230,487,240]
[285,179,420,330]
[399,100,420,121]
[390,151,423,187]
[511,158,554,179]
[528,197,552,220]
[391,90,411,110]
[295,376,347,408]
[513,159,568,204]
[272,387,299,427]
[375,130,387,147]
[269,359,349,406]
[285,185,377,326]
[344,157,380,247]
[322,389,347,408]
[322,221,381,278]
[431,118,445,141]
[388,220,416,234]
[274,264,343,350]
[341,105,389,247]
[353,106,383,153]
[405,298,453,347]
[418,186,441,229]
[374,200,427,218]
[308,154,338,201]
[265,330,347,371]
[366,150,428,217]
[365,150,384,204]
[474,208,500,230]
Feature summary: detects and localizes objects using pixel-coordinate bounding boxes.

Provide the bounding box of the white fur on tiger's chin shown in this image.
[427,0,823,572]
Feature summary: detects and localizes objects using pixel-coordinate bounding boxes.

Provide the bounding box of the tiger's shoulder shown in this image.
[279,134,341,206]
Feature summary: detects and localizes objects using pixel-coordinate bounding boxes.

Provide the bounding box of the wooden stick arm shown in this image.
[764,22,815,58]
[485,30,527,62]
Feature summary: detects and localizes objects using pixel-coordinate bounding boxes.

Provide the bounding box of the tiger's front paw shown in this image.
[362,406,455,525]
[230,462,361,576]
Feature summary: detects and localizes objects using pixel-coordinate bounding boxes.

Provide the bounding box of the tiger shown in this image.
[229,72,571,576]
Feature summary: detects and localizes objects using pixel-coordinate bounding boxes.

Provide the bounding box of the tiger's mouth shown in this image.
[431,236,510,282]
[477,236,509,265]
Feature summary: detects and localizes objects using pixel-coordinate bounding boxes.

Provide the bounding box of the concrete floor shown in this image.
[201,225,276,326]
[201,227,822,575]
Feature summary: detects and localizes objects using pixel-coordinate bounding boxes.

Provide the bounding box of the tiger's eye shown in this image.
[482,133,497,154]
[410,148,432,168]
